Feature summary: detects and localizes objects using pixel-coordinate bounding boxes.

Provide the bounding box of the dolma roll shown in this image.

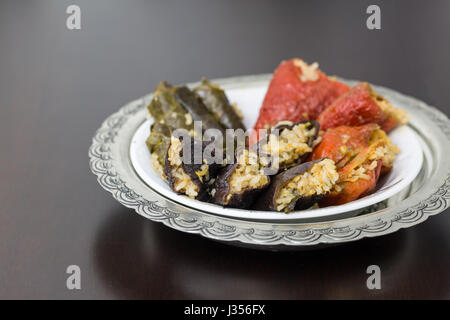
[254,159,339,213]
[173,85,226,135]
[165,135,223,201]
[147,81,194,129]
[213,147,270,208]
[310,124,400,206]
[146,82,194,174]
[194,78,246,131]
[146,122,172,177]
[317,82,408,132]
[253,58,349,134]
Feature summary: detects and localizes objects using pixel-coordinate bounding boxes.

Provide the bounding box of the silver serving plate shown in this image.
[89,75,450,250]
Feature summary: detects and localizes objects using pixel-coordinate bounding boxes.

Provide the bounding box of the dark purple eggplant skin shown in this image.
[165,137,223,202]
[253,158,327,212]
[213,162,270,209]
[256,120,320,173]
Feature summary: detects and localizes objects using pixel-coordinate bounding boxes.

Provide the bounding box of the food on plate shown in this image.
[165,136,223,201]
[213,147,271,208]
[146,122,173,177]
[252,58,349,133]
[146,82,194,172]
[144,57,407,214]
[173,85,226,135]
[146,81,229,174]
[194,78,246,131]
[310,124,400,206]
[317,82,408,132]
[254,159,339,212]
[310,124,377,167]
[257,120,320,173]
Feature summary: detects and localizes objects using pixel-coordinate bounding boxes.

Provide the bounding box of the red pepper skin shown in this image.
[317,82,401,132]
[380,116,398,133]
[319,160,382,207]
[253,59,349,131]
[310,124,378,166]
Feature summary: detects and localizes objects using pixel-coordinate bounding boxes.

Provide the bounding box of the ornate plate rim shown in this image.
[89,74,450,249]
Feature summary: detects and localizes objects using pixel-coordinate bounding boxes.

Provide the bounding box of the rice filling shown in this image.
[338,128,400,185]
[293,59,320,82]
[370,89,408,126]
[262,122,317,169]
[151,152,165,179]
[275,159,339,212]
[227,149,269,201]
[167,137,200,198]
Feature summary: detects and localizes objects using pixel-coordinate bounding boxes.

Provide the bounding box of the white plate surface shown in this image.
[130,83,423,221]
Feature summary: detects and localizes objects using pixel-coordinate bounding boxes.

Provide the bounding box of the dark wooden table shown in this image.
[0,0,449,299]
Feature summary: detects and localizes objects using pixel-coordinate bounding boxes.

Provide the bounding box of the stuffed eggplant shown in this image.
[254,158,339,212]
[258,120,320,173]
[317,82,408,132]
[194,78,246,131]
[164,135,223,201]
[213,148,270,208]
[310,124,400,206]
